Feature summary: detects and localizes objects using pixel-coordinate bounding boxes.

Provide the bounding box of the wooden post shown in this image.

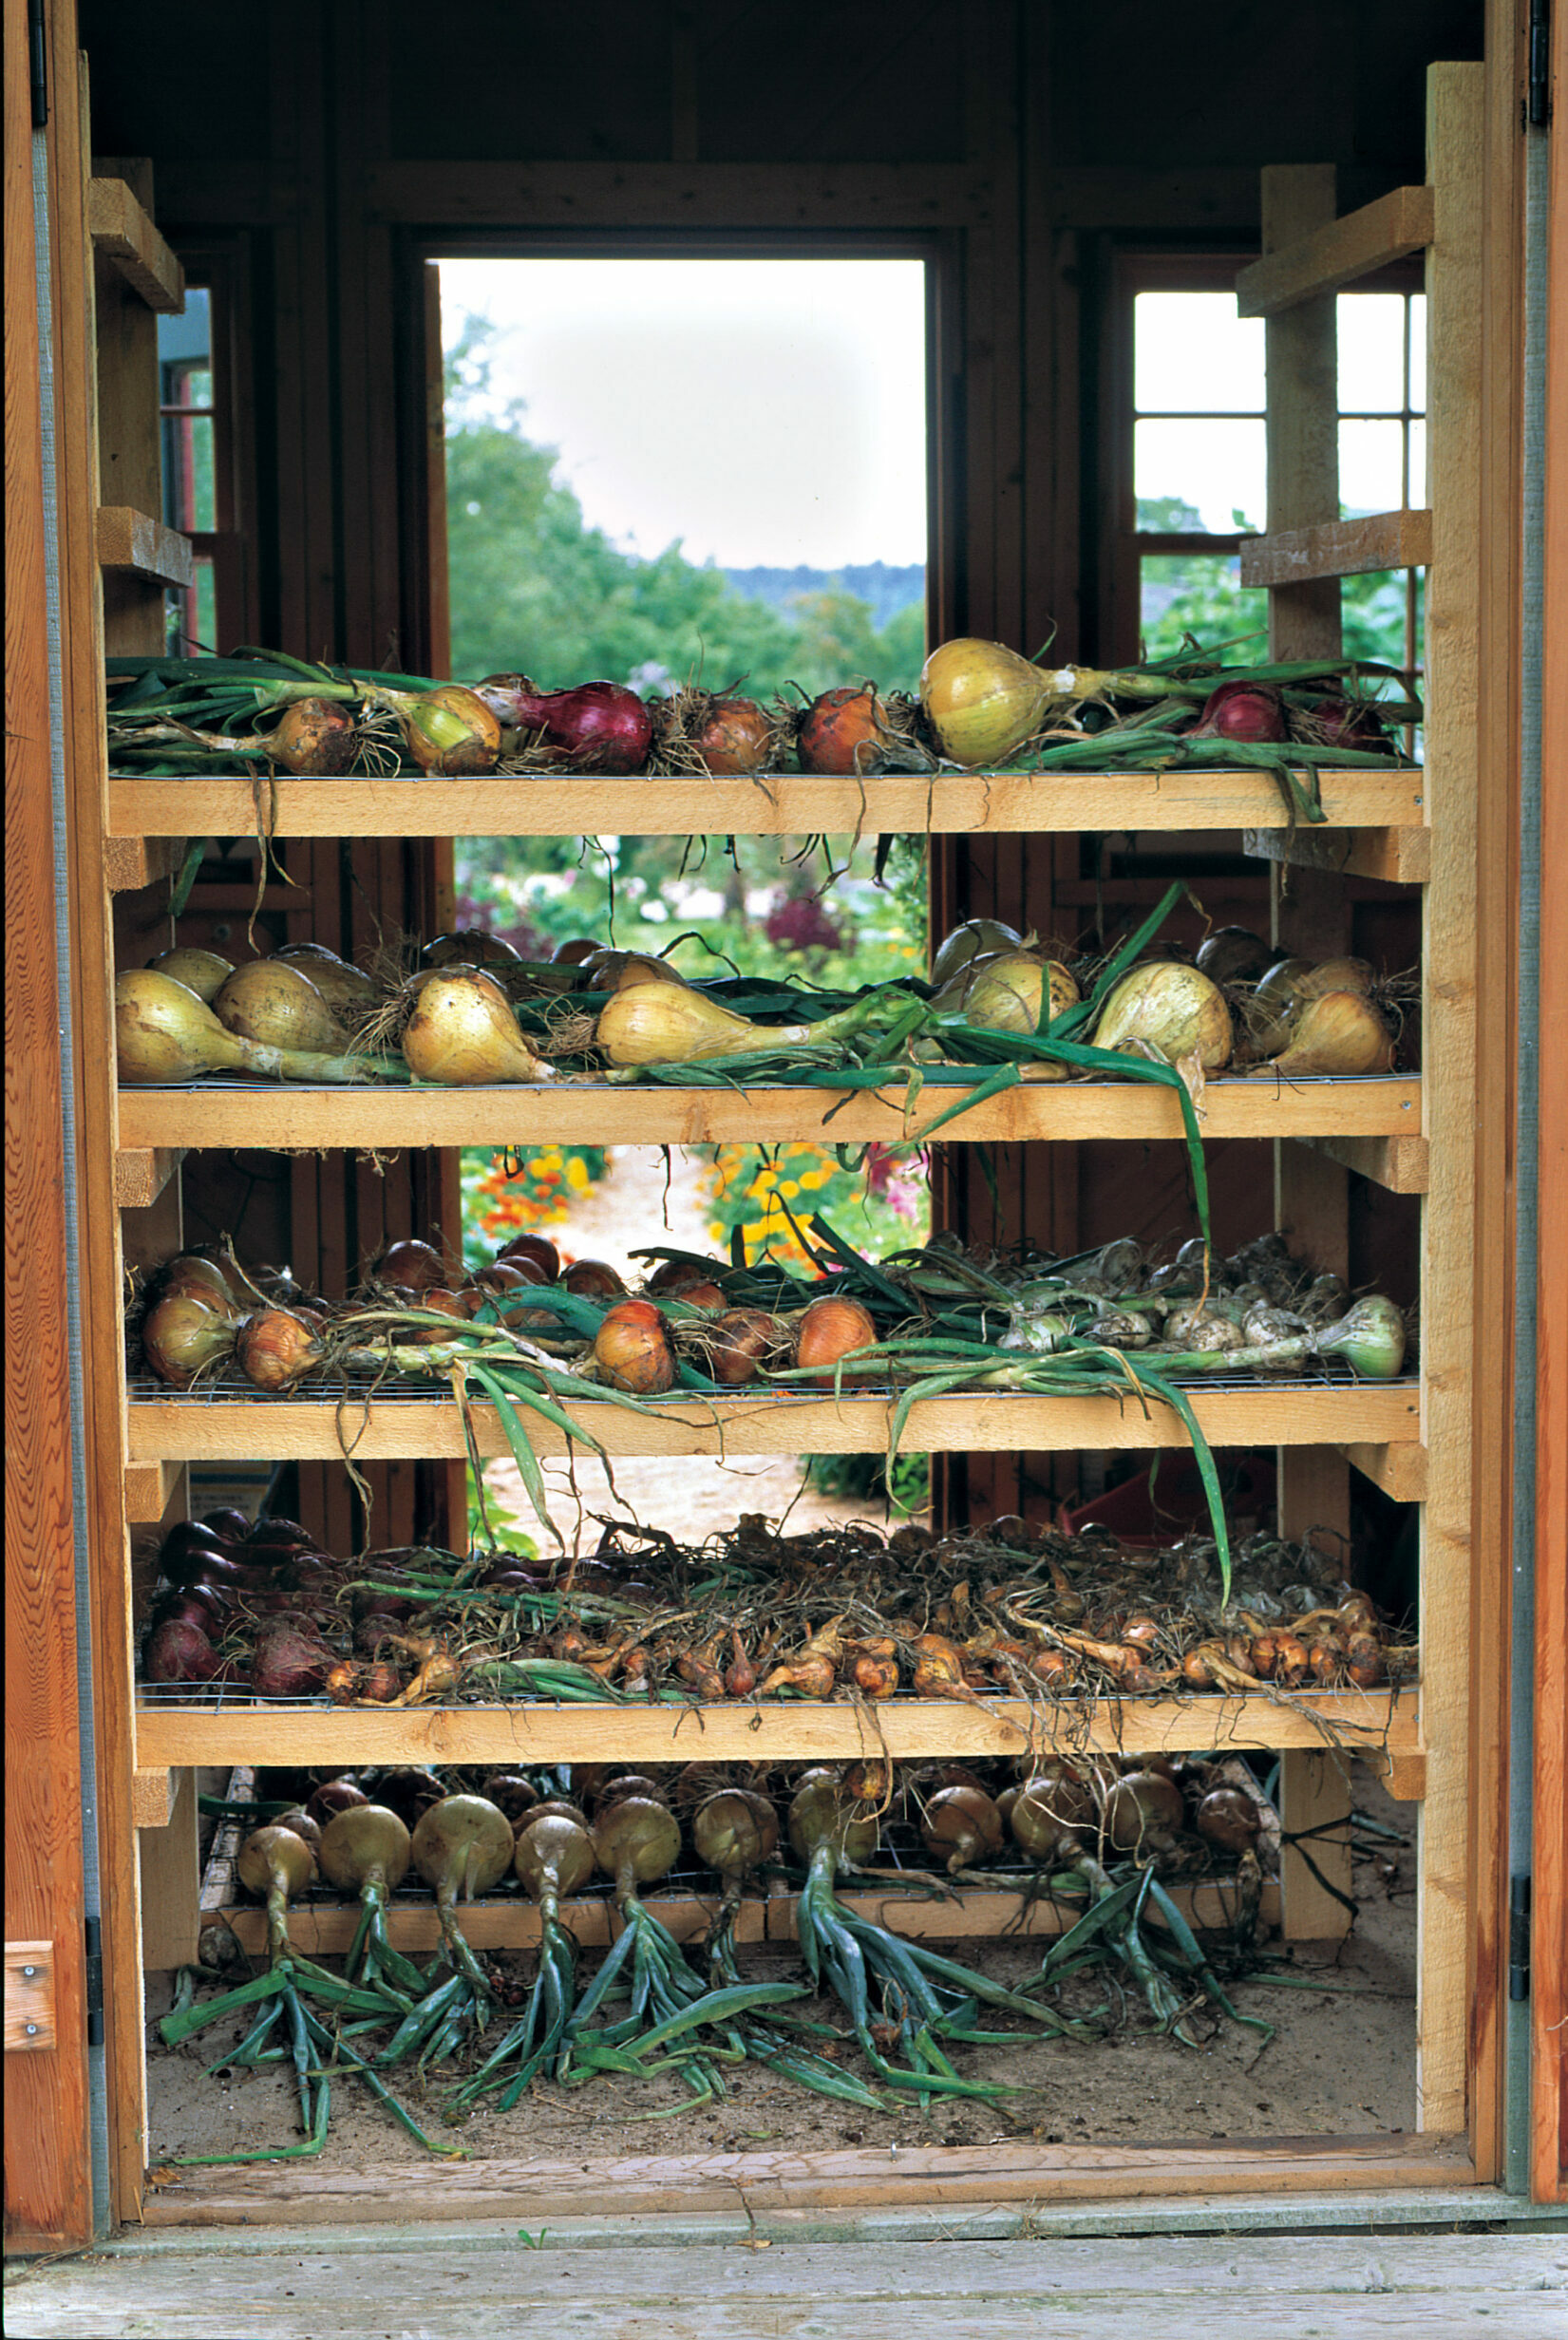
[1261,163,1354,1939]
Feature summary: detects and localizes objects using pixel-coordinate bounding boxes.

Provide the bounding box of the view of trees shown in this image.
[444,328,923,700]
[1137,497,1419,672]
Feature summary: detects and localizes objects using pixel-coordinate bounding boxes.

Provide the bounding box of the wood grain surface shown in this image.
[1236,183,1436,314]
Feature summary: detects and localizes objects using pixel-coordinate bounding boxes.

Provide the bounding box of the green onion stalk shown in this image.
[1022,1855,1275,2054]
[449,1808,596,2113]
[787,1777,1093,2105]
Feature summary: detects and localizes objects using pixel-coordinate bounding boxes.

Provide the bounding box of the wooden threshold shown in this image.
[123,1380,1423,1464]
[105,767,1426,840]
[1236,183,1435,315]
[133,1686,1420,1769]
[140,2129,1475,2226]
[115,1076,1425,1155]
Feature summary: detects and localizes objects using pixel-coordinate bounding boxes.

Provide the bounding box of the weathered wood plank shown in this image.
[95,505,193,587]
[86,177,184,311]
[1244,824,1432,886]
[104,769,1428,840]
[133,1687,1421,1771]
[1294,1134,1429,1195]
[1236,184,1436,316]
[113,1078,1426,1154]
[1239,510,1433,587]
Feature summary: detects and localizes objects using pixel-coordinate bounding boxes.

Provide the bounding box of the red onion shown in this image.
[146,1617,224,1684]
[161,1520,232,1568]
[251,1620,333,1700]
[201,1507,253,1541]
[1189,680,1287,742]
[163,1548,271,1593]
[246,1517,314,1548]
[152,1595,228,1637]
[1309,695,1389,749]
[511,679,653,773]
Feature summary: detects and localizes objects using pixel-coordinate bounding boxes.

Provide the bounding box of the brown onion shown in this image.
[594,1300,675,1394]
[691,695,778,774]
[236,1308,322,1392]
[499,1232,562,1280]
[919,1783,1004,1873]
[563,1257,625,1300]
[796,684,890,774]
[1102,1769,1184,1854]
[706,1307,783,1387]
[378,1238,447,1293]
[265,696,358,773]
[794,1295,879,1387]
[592,1794,681,1902]
[1194,1786,1262,1856]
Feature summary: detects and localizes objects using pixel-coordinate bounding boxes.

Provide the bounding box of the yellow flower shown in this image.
[565,1158,590,1189]
[780,1179,801,1198]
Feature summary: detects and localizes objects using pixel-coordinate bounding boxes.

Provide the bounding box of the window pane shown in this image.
[162,412,217,532]
[1339,419,1405,517]
[1342,567,1416,669]
[1408,419,1426,504]
[1408,296,1427,411]
[1336,292,1407,412]
[1134,293,1265,413]
[1135,418,1266,534]
[1140,554,1267,659]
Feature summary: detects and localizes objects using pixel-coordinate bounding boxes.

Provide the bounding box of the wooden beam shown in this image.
[86,178,184,312]
[134,1687,1420,1771]
[113,1079,1426,1156]
[95,506,193,587]
[1244,822,1432,886]
[113,1147,184,1210]
[124,1459,181,1523]
[1294,1133,1430,1195]
[105,768,1428,840]
[104,833,189,892]
[1338,1441,1429,1503]
[365,160,998,228]
[136,1769,199,1970]
[129,1768,175,1829]
[1237,185,1436,317]
[1240,510,1434,588]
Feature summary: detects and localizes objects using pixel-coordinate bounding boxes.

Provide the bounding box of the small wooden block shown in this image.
[124,1459,181,1521]
[1244,822,1432,885]
[131,1769,177,1829]
[1240,509,1433,587]
[1338,1440,1430,1502]
[88,178,184,311]
[1295,1133,1430,1194]
[1237,183,1436,316]
[4,1942,56,2051]
[104,834,190,892]
[1369,1746,1427,1802]
[115,1148,185,1209]
[96,507,194,587]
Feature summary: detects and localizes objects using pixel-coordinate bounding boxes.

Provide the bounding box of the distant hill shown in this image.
[719,562,925,632]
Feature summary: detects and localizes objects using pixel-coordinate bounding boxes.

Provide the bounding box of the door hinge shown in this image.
[1508,1873,1531,2001]
[85,1915,104,2046]
[1528,0,1552,128]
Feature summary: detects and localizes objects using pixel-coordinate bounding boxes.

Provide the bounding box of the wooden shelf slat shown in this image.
[1239,510,1433,587]
[114,1076,1426,1155]
[1244,822,1431,885]
[123,1382,1422,1464]
[135,1685,1420,1769]
[105,767,1427,840]
[87,177,185,311]
[95,507,193,588]
[1293,1132,1429,1194]
[1235,183,1435,316]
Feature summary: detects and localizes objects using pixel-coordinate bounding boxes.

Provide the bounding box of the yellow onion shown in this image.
[146,946,233,1002]
[397,685,502,776]
[1091,961,1233,1070]
[1265,990,1395,1077]
[115,970,380,1085]
[400,970,552,1085]
[274,945,377,1019]
[938,951,1079,1036]
[795,1295,879,1387]
[920,639,1056,766]
[141,1292,240,1387]
[265,696,358,774]
[421,931,522,970]
[930,917,1022,986]
[595,978,865,1067]
[213,959,342,1053]
[594,1299,675,1394]
[1296,955,1376,1000]
[236,1308,323,1392]
[579,949,691,992]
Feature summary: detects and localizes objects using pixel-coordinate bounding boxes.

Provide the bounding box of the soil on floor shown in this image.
[145,1771,1417,2169]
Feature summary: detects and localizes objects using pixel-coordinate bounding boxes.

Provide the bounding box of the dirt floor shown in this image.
[144,1766,1417,2169]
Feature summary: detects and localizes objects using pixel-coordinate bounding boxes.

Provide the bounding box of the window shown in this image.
[1118,259,1426,692]
[159,288,218,651]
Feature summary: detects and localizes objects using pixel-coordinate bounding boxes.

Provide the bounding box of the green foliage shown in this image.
[444,326,921,700]
[467,1468,538,1556]
[1136,497,1421,672]
[804,1449,931,1517]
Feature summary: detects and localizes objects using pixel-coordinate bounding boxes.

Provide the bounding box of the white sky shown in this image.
[438,257,929,569]
[437,265,1426,563]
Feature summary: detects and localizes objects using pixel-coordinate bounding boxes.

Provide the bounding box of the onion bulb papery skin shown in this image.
[594,1300,675,1394]
[514,1813,595,1918]
[116,970,271,1083]
[930,917,1023,987]
[401,970,552,1085]
[592,1795,682,1904]
[411,1795,515,1910]
[397,685,503,776]
[939,951,1080,1038]
[267,695,358,774]
[1189,680,1287,742]
[796,685,893,775]
[273,948,377,1020]
[595,978,862,1068]
[794,1295,880,1388]
[1091,960,1234,1071]
[511,680,653,773]
[318,1803,412,1897]
[141,1292,240,1387]
[213,960,342,1054]
[692,695,778,775]
[147,947,234,1003]
[919,638,1055,768]
[1265,990,1396,1077]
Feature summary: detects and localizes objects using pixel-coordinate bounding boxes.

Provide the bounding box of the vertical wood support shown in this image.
[1417,63,1484,2138]
[4,0,93,2252]
[1261,163,1354,1939]
[136,1772,199,1973]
